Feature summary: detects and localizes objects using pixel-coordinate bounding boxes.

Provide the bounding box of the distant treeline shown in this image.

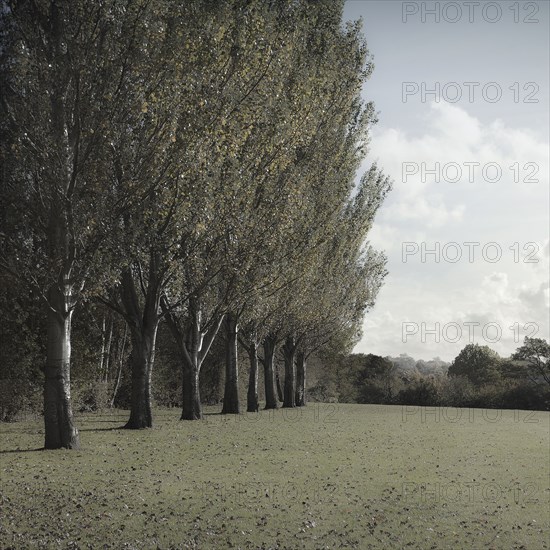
[307,341,550,411]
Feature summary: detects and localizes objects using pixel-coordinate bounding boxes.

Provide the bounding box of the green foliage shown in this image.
[355,354,400,404]
[0,0,157,301]
[512,337,550,385]
[72,381,112,413]
[310,350,549,411]
[395,376,442,407]
[0,274,44,420]
[447,343,502,386]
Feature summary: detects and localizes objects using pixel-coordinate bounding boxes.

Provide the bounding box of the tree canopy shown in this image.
[447,343,501,386]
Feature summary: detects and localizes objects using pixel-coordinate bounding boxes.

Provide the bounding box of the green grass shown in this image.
[1,404,548,549]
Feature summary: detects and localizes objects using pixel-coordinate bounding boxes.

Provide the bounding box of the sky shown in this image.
[343,0,550,362]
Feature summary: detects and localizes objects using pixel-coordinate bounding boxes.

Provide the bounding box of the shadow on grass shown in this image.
[0,447,43,454]
[78,426,125,433]
[77,419,126,424]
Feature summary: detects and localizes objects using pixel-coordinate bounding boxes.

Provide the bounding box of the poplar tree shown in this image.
[0,0,161,447]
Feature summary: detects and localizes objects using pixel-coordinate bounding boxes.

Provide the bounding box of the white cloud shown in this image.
[386,195,465,227]
[356,103,549,361]
[358,272,549,361]
[368,102,549,229]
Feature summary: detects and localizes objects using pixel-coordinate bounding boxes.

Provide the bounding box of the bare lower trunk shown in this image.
[99,316,106,376]
[295,351,306,406]
[180,332,203,420]
[103,317,113,382]
[125,327,155,429]
[247,342,259,412]
[162,296,223,421]
[276,366,284,402]
[44,286,80,449]
[110,325,127,408]
[262,335,279,410]
[120,267,159,429]
[181,366,201,420]
[222,313,239,414]
[283,335,296,408]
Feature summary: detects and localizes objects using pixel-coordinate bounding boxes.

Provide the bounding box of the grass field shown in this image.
[0,404,548,549]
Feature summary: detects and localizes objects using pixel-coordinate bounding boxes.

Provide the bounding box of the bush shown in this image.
[0,378,42,421]
[397,377,441,406]
[152,379,181,408]
[308,382,339,403]
[73,381,112,412]
[498,382,549,411]
[440,376,475,407]
[356,381,388,404]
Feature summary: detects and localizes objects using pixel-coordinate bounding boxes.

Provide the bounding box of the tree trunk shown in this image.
[99,316,106,376]
[295,351,306,406]
[44,285,80,449]
[181,366,201,420]
[120,266,160,429]
[125,326,156,428]
[162,296,223,421]
[276,365,284,402]
[179,308,203,420]
[110,324,127,408]
[283,335,297,408]
[41,6,80,450]
[247,341,260,412]
[103,316,113,382]
[222,313,239,414]
[262,335,279,410]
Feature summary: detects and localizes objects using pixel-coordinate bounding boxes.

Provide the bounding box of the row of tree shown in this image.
[0,1,391,448]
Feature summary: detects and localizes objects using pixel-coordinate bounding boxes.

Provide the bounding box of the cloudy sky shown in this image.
[343,0,550,362]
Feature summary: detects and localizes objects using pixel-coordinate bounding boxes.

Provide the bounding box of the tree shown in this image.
[287,242,388,407]
[448,344,501,387]
[512,337,550,386]
[90,0,201,429]
[396,374,441,406]
[158,0,329,417]
[161,295,224,420]
[273,158,390,408]
[0,0,158,447]
[98,0,258,427]
[240,7,386,409]
[213,0,379,413]
[355,354,399,403]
